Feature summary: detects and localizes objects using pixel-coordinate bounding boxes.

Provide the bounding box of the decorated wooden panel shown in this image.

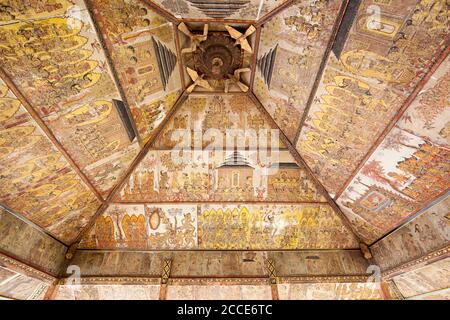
[0,265,49,300]
[68,250,369,277]
[278,282,383,300]
[166,285,272,300]
[392,257,450,299]
[0,1,140,196]
[115,150,325,202]
[337,56,450,243]
[54,284,160,300]
[79,202,358,249]
[0,207,67,275]
[152,0,290,21]
[154,94,283,149]
[254,0,342,140]
[90,0,182,143]
[0,79,101,243]
[371,195,450,270]
[296,0,449,196]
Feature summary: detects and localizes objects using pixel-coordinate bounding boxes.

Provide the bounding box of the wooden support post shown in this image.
[159,259,172,300]
[266,259,279,300]
[43,280,59,300]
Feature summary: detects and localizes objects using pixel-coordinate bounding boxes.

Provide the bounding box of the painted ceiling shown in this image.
[0,0,448,253]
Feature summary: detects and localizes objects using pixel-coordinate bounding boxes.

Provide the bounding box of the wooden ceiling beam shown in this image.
[140,0,179,24]
[173,23,187,90]
[248,91,364,244]
[293,0,350,146]
[71,91,189,245]
[334,44,450,200]
[249,26,261,91]
[0,68,104,203]
[255,0,296,28]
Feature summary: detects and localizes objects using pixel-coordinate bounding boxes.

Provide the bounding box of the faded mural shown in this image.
[297,0,449,197]
[0,79,101,243]
[254,0,342,140]
[0,264,49,300]
[115,150,325,202]
[371,195,450,270]
[392,257,450,298]
[89,0,182,143]
[278,282,383,300]
[152,0,290,21]
[154,94,283,149]
[0,1,140,197]
[337,56,450,243]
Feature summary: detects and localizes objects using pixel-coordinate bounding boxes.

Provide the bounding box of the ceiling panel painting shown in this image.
[392,257,450,299]
[254,0,342,141]
[0,79,101,243]
[0,265,49,300]
[370,195,450,271]
[79,202,359,250]
[336,56,450,243]
[89,0,183,144]
[154,94,284,149]
[152,0,291,21]
[296,0,449,196]
[0,2,141,197]
[115,150,325,202]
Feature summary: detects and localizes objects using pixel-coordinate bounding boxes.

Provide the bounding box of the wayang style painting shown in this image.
[337,56,450,243]
[79,203,358,250]
[0,79,101,243]
[296,0,449,197]
[254,0,342,140]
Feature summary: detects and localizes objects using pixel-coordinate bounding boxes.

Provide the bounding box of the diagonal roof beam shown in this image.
[0,68,104,203]
[248,26,262,92]
[71,91,189,245]
[248,91,363,244]
[293,0,350,146]
[255,0,296,28]
[140,0,179,24]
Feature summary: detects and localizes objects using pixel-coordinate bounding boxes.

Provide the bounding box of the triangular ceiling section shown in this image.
[254,0,343,141]
[79,93,360,250]
[295,0,449,197]
[88,0,183,144]
[151,0,291,21]
[0,78,101,244]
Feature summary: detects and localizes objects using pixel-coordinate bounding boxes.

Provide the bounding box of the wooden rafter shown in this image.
[248,26,261,91]
[255,0,296,28]
[293,0,350,146]
[173,23,187,90]
[248,92,363,244]
[140,0,179,24]
[0,68,104,203]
